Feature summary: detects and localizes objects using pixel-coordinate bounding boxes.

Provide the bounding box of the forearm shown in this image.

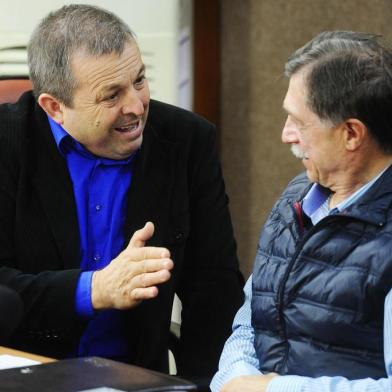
[267,375,391,392]
[0,265,82,332]
[210,277,260,391]
[210,348,262,392]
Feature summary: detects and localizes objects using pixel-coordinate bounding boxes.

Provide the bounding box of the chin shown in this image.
[306,170,317,183]
[120,146,141,159]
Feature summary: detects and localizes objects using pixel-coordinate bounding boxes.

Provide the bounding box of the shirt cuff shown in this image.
[267,375,306,392]
[75,271,95,318]
[210,362,261,392]
[230,362,262,378]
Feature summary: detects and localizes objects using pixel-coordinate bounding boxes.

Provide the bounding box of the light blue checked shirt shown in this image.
[211,170,392,392]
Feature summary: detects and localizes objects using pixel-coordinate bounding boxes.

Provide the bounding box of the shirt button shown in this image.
[175,231,184,241]
[93,254,101,261]
[95,204,102,211]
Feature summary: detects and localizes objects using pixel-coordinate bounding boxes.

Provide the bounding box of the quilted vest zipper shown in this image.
[273,203,371,371]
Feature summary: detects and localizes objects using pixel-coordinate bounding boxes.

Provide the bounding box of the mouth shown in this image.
[114,120,141,133]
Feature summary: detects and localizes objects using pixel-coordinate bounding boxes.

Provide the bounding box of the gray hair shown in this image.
[28,4,135,106]
[285,31,392,153]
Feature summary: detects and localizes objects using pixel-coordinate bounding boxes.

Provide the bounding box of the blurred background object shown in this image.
[1,0,391,278]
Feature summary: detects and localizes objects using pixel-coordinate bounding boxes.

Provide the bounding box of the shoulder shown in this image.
[0,91,38,142]
[147,99,215,144]
[0,90,36,120]
[264,172,310,220]
[0,91,48,168]
[263,172,311,225]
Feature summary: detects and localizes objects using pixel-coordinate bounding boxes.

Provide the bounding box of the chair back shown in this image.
[0,79,32,104]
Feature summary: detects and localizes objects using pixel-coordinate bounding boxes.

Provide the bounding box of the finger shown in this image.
[128,222,154,249]
[130,286,159,301]
[130,258,173,276]
[132,269,172,289]
[122,246,171,261]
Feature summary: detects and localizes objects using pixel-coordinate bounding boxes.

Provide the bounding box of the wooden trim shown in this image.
[193,0,220,128]
[0,346,55,364]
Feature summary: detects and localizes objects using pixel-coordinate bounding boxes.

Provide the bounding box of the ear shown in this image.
[37,93,64,124]
[342,118,367,151]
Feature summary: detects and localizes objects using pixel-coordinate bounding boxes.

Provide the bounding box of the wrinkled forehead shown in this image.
[71,37,139,63]
[69,39,142,82]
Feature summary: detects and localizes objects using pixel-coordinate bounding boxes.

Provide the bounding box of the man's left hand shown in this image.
[220,373,279,392]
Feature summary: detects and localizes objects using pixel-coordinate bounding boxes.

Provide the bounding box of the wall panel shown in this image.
[221,0,392,276]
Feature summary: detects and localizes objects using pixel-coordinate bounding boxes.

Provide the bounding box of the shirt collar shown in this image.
[48,115,70,156]
[47,114,138,165]
[302,184,330,218]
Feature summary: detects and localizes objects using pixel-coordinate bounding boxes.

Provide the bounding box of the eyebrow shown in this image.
[138,64,146,76]
[100,64,146,95]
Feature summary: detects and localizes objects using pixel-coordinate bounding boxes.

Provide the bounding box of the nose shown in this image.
[122,88,145,117]
[281,117,299,144]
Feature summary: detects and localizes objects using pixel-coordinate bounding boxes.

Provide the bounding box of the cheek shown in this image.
[93,107,119,129]
[300,132,318,152]
[139,87,150,110]
[142,81,151,100]
[298,134,309,150]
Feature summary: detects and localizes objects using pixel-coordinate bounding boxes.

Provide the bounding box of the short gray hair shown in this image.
[285,31,392,153]
[28,4,135,106]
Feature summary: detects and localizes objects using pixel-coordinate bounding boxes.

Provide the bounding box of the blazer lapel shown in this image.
[125,119,178,246]
[124,116,178,367]
[30,106,81,269]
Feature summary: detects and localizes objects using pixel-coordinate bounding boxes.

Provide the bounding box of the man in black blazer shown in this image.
[0,4,243,382]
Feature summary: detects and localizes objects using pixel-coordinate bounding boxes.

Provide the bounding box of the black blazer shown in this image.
[0,92,244,379]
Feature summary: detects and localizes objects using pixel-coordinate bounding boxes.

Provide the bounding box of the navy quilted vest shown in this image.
[252,170,392,379]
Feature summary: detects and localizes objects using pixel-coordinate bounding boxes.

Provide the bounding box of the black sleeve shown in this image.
[0,113,83,355]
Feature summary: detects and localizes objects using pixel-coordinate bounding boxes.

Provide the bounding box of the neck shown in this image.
[329,154,392,209]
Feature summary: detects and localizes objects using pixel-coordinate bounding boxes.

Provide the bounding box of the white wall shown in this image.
[0,0,193,108]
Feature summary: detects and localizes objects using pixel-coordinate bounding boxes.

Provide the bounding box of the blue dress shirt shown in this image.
[48,116,136,359]
[211,173,392,392]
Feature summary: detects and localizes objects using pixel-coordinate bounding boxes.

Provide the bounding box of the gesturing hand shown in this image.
[91,222,173,310]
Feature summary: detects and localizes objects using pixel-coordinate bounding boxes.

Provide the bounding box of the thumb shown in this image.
[128,221,155,248]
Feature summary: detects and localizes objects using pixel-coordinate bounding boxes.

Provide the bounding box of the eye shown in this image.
[134,75,146,88]
[105,92,119,101]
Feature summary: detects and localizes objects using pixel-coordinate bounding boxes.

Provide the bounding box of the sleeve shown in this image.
[266,289,392,392]
[0,126,83,340]
[210,276,262,392]
[176,119,245,380]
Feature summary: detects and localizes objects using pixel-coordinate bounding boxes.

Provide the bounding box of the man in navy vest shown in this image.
[211,31,392,392]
